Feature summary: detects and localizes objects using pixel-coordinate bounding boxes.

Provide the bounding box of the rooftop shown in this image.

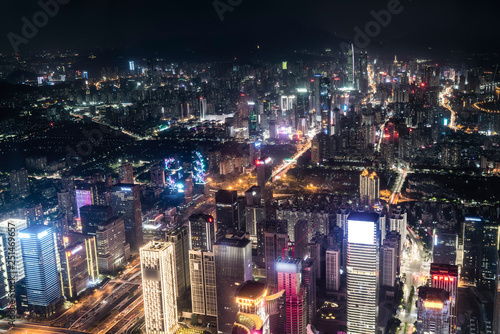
[235,281,267,299]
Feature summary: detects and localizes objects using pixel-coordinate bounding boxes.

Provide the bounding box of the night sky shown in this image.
[1,0,498,59]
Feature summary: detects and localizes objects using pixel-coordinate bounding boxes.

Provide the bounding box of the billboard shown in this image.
[348,220,375,245]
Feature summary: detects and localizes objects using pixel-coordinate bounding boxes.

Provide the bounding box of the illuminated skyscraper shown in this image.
[359,170,380,206]
[389,206,407,252]
[256,156,273,206]
[346,43,355,89]
[140,241,179,334]
[188,214,215,252]
[9,168,30,198]
[276,257,306,334]
[346,212,379,334]
[215,237,253,333]
[20,225,63,318]
[326,246,341,292]
[430,263,458,334]
[165,226,190,298]
[75,188,93,219]
[417,287,450,334]
[96,217,130,272]
[60,242,89,299]
[189,250,216,317]
[264,220,289,289]
[432,232,457,265]
[111,184,143,251]
[232,281,270,334]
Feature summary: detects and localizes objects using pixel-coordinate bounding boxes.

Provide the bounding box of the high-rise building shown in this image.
[215,190,239,235]
[111,184,143,251]
[380,237,398,288]
[165,226,190,298]
[264,220,289,289]
[256,156,273,205]
[302,258,317,327]
[60,242,89,299]
[75,188,94,219]
[150,165,165,187]
[233,281,270,334]
[140,241,179,334]
[432,232,458,265]
[9,168,30,197]
[346,43,355,89]
[346,212,380,334]
[389,206,407,252]
[189,250,217,317]
[80,205,113,235]
[359,170,379,206]
[430,263,458,334]
[19,225,63,318]
[245,206,265,245]
[189,214,215,252]
[276,257,306,334]
[311,136,321,164]
[118,162,134,184]
[417,287,451,334]
[215,237,253,334]
[462,216,499,291]
[326,246,341,292]
[96,217,130,272]
[294,220,309,261]
[0,219,27,282]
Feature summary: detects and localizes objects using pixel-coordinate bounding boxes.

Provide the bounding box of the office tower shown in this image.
[140,241,179,334]
[346,43,355,89]
[189,214,215,252]
[111,184,143,251]
[60,242,89,299]
[215,237,253,334]
[79,205,113,235]
[20,225,62,318]
[189,250,216,317]
[215,189,238,235]
[199,97,207,121]
[119,162,134,184]
[359,170,379,206]
[319,77,332,135]
[380,237,399,288]
[337,207,351,236]
[0,219,27,283]
[479,220,499,292]
[58,190,73,219]
[462,216,499,291]
[431,263,458,334]
[96,217,130,272]
[233,281,270,334]
[302,258,317,327]
[417,287,451,334]
[432,232,458,265]
[264,220,289,289]
[389,206,407,252]
[276,257,306,334]
[326,246,341,292]
[346,212,380,334]
[165,226,190,298]
[294,220,309,261]
[75,187,93,219]
[150,165,165,187]
[9,168,30,197]
[245,206,265,245]
[256,156,273,205]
